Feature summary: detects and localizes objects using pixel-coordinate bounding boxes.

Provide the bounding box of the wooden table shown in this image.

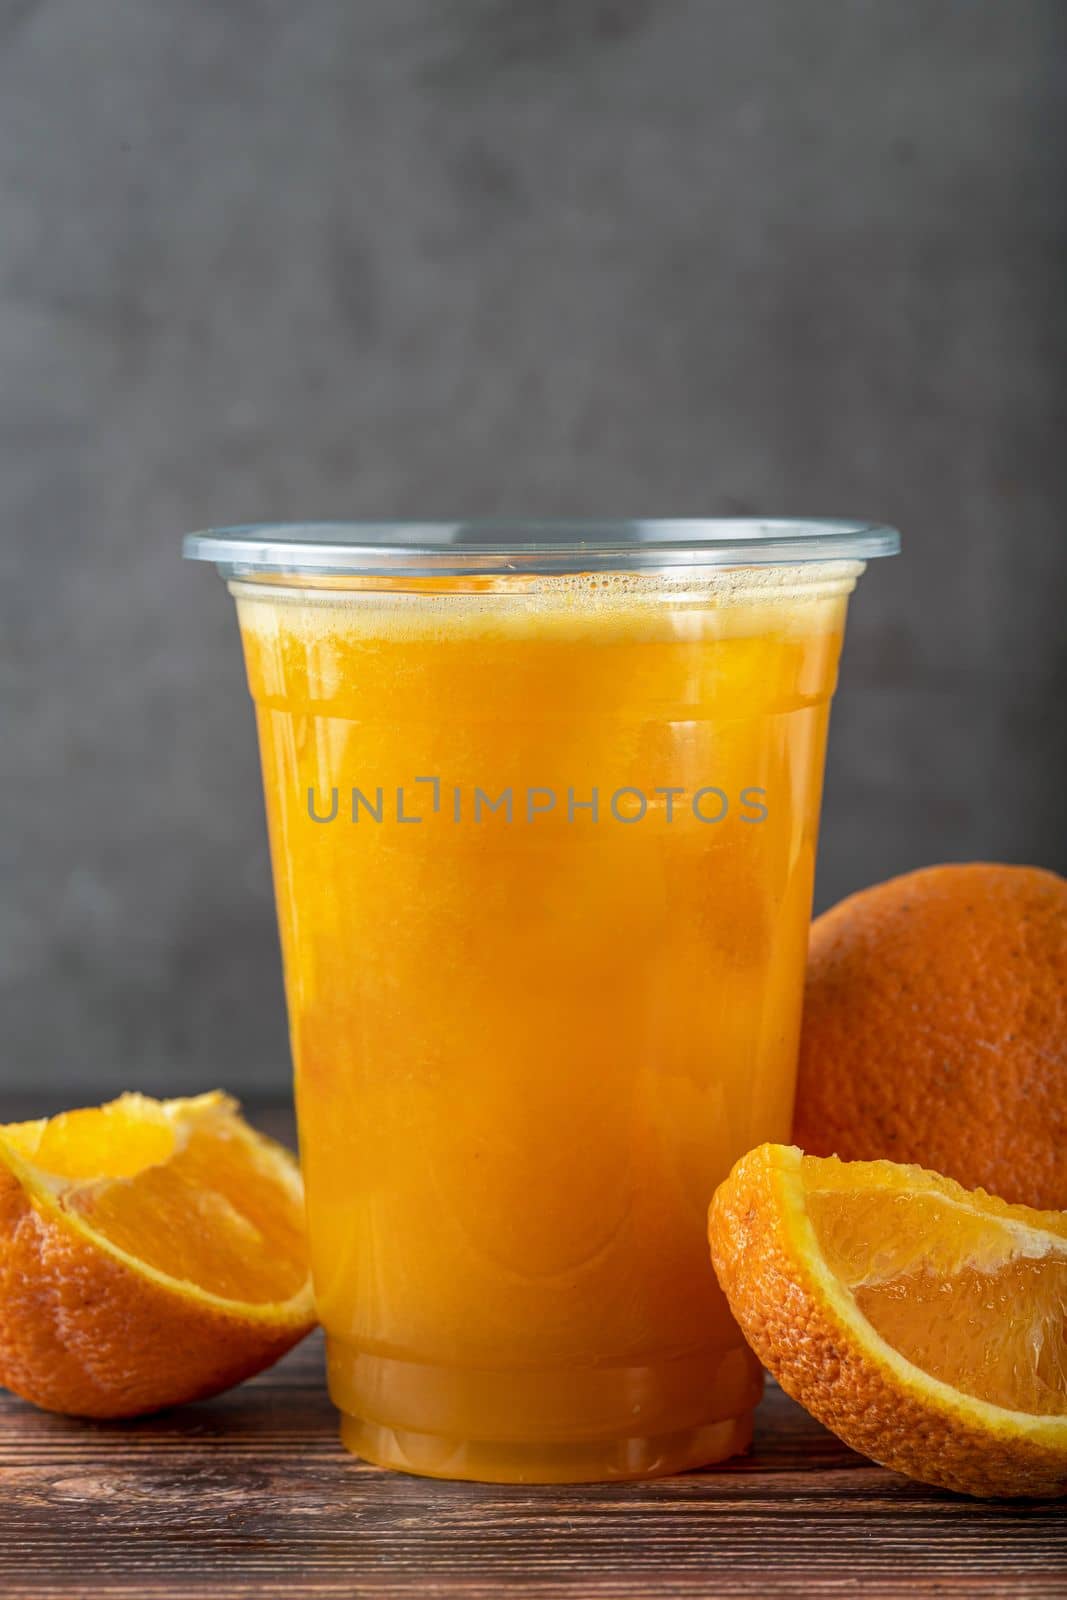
[1,1106,1063,1597]
[3,1336,1064,1598]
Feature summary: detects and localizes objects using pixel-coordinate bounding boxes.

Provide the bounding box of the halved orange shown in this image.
[0,1092,315,1417]
[709,1144,1067,1497]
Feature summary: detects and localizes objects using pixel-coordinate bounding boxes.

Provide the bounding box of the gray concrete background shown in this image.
[2,0,1064,1100]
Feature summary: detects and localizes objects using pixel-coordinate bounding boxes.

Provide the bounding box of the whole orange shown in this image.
[793,863,1067,1210]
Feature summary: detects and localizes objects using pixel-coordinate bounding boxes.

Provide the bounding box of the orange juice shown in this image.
[230,559,858,1481]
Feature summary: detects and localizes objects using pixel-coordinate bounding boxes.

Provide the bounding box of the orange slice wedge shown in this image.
[0,1092,315,1417]
[708,1144,1067,1497]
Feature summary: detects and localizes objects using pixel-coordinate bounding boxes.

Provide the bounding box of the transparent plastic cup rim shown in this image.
[183,519,899,579]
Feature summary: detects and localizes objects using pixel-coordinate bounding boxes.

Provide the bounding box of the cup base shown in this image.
[339,1409,754,1483]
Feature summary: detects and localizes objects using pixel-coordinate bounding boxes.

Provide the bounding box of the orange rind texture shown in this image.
[794,863,1067,1210]
[709,1144,1067,1498]
[0,1093,315,1418]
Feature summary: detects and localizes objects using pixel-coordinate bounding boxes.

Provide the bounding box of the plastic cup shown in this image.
[185,519,898,1482]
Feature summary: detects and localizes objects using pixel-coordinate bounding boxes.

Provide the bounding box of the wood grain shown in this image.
[0,1104,1063,1598]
